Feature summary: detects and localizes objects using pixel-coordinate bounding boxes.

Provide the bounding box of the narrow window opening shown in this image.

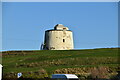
[63,28,66,30]
[63,39,65,42]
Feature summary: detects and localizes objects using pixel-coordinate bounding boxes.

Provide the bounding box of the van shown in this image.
[52,74,79,80]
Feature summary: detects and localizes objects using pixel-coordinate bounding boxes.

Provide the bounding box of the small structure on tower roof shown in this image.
[54,24,69,30]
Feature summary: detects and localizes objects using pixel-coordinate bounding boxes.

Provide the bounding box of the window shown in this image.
[63,39,65,42]
[63,28,66,30]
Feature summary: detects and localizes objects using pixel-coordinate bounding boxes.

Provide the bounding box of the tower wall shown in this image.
[44,30,74,50]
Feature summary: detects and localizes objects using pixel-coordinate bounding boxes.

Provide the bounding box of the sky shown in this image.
[1,0,120,2]
[2,2,118,51]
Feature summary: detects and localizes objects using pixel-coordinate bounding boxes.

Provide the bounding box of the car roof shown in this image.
[52,74,78,78]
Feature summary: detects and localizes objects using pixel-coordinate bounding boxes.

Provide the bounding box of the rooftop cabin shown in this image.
[54,24,69,30]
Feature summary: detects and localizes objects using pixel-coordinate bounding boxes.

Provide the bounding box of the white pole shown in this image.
[0,64,2,80]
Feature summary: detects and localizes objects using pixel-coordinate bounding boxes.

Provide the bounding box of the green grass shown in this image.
[2,48,119,78]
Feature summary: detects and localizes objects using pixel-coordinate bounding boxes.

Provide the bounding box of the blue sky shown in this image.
[2,2,118,51]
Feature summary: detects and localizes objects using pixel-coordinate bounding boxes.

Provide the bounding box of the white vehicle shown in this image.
[52,74,79,80]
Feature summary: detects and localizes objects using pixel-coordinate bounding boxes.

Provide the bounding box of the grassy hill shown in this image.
[2,48,119,79]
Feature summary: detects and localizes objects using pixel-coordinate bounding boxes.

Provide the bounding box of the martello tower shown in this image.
[43,24,74,50]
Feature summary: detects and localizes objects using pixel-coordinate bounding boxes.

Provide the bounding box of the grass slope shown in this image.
[2,48,119,79]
